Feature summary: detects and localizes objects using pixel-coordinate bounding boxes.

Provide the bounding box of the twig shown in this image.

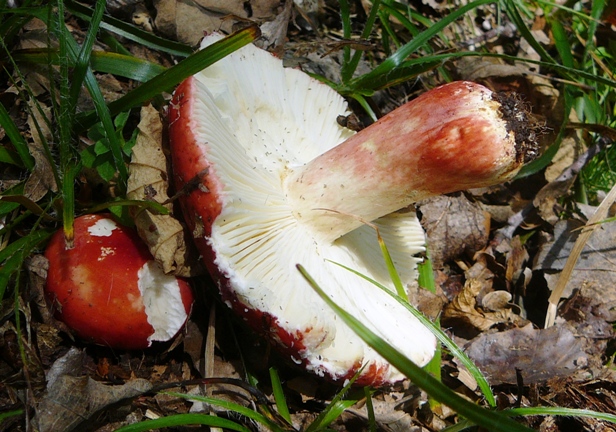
[544,181,616,327]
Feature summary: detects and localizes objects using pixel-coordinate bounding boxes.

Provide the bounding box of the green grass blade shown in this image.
[0,147,22,166]
[503,0,557,65]
[0,4,37,46]
[305,372,361,432]
[345,59,442,93]
[64,0,192,57]
[54,11,131,188]
[375,230,406,298]
[89,51,167,81]
[505,406,616,423]
[348,0,494,91]
[364,387,377,432]
[114,413,251,432]
[83,70,130,188]
[297,265,531,432]
[0,195,55,220]
[0,409,24,423]
[0,100,34,170]
[339,0,352,67]
[325,260,496,408]
[312,399,358,430]
[61,162,79,247]
[51,0,78,242]
[0,229,54,300]
[549,18,574,68]
[0,34,60,184]
[269,367,292,424]
[340,0,382,83]
[584,0,605,61]
[380,3,421,37]
[348,94,377,121]
[75,26,261,131]
[166,392,287,432]
[13,49,168,83]
[0,183,24,216]
[69,0,105,110]
[86,199,170,216]
[418,253,444,404]
[383,2,444,33]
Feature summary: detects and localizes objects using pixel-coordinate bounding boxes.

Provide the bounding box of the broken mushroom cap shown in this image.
[168,34,537,386]
[44,214,194,350]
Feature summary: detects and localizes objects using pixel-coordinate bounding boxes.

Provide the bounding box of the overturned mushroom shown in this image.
[168,34,536,386]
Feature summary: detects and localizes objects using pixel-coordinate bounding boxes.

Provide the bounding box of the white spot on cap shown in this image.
[88,218,118,237]
[137,261,188,344]
[98,247,116,261]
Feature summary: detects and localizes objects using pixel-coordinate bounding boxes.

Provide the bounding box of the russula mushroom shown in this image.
[45,214,194,350]
[168,34,537,385]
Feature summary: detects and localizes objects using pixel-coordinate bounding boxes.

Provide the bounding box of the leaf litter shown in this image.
[1,0,616,430]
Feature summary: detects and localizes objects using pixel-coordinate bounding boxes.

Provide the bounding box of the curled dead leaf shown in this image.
[443,279,521,334]
[25,103,57,201]
[127,105,196,276]
[481,290,513,312]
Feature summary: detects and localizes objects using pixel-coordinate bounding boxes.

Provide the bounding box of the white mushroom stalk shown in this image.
[168,34,537,386]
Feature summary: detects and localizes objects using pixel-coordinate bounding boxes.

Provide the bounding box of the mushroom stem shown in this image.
[285,81,537,243]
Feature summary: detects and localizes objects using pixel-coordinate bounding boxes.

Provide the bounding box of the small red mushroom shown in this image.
[44,214,194,350]
[168,34,538,385]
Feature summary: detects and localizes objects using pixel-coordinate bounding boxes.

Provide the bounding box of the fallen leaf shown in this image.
[481,290,513,312]
[36,375,152,432]
[465,324,588,385]
[154,0,282,46]
[127,105,196,276]
[443,278,520,335]
[534,218,616,304]
[419,194,490,268]
[256,0,293,55]
[504,235,529,288]
[24,103,57,201]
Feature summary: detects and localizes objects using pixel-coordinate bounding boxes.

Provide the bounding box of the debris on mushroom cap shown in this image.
[44,214,194,350]
[168,34,537,385]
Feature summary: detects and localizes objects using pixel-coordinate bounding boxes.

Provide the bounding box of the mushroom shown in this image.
[168,34,537,385]
[45,214,194,350]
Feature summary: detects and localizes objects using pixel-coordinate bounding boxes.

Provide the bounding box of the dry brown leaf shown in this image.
[408,283,446,321]
[127,105,194,276]
[505,235,529,287]
[17,19,52,96]
[34,348,152,432]
[481,290,513,312]
[419,194,490,268]
[0,320,46,392]
[154,0,283,46]
[465,324,588,385]
[443,279,519,333]
[544,134,585,182]
[154,0,220,46]
[24,103,57,201]
[535,218,616,317]
[256,0,293,56]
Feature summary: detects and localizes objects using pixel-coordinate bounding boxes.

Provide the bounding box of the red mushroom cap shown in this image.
[45,214,194,350]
